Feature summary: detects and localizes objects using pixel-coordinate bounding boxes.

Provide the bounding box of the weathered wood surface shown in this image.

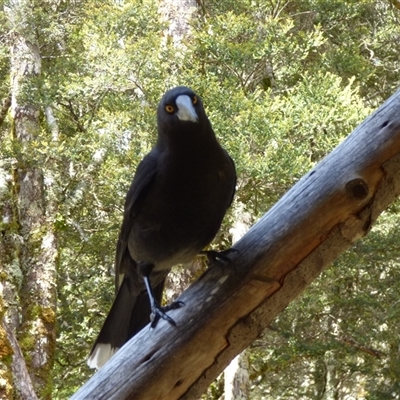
[72,89,400,400]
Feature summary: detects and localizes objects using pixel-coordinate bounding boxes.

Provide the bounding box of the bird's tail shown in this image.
[87,277,165,369]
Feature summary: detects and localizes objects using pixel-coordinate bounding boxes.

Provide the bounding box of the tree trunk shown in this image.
[323,351,339,400]
[159,0,197,48]
[224,354,250,400]
[224,204,252,400]
[0,172,20,399]
[71,89,400,399]
[1,1,58,398]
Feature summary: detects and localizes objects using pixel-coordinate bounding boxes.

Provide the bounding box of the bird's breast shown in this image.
[127,145,234,267]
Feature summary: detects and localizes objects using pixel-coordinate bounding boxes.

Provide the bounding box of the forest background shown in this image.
[0,0,400,399]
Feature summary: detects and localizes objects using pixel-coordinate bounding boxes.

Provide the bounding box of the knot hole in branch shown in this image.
[345,178,369,200]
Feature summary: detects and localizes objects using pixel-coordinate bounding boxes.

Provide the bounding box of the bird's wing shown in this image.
[114,150,160,290]
[122,150,160,235]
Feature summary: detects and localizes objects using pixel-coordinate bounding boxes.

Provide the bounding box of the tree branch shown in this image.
[339,336,385,359]
[72,88,400,400]
[2,319,38,400]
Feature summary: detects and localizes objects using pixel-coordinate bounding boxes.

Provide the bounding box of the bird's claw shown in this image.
[149,300,185,329]
[201,247,239,265]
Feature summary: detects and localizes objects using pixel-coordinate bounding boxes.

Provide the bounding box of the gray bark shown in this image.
[2,320,38,400]
[224,204,252,400]
[2,1,58,398]
[224,354,250,400]
[159,0,197,48]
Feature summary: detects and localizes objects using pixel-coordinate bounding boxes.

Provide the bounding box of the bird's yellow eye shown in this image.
[192,96,198,105]
[165,104,174,113]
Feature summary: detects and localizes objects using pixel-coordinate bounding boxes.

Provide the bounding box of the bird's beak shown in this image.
[176,95,198,123]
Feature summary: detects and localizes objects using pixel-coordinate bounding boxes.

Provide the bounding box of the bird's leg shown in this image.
[139,262,184,329]
[201,247,239,265]
[143,276,184,328]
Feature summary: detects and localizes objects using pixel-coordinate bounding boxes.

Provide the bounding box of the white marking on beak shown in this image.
[176,95,198,122]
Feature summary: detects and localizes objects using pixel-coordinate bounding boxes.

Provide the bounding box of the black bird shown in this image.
[87,86,236,369]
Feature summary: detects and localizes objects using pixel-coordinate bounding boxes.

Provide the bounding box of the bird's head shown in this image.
[157,86,210,139]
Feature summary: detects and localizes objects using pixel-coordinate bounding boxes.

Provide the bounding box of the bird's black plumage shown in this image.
[87,86,236,369]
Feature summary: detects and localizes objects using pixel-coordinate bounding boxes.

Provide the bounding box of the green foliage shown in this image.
[1,0,400,397]
[193,10,325,91]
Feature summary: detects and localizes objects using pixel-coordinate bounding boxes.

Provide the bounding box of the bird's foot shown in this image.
[201,247,239,265]
[150,300,185,329]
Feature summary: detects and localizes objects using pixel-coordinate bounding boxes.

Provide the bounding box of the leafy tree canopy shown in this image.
[0,0,399,398]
